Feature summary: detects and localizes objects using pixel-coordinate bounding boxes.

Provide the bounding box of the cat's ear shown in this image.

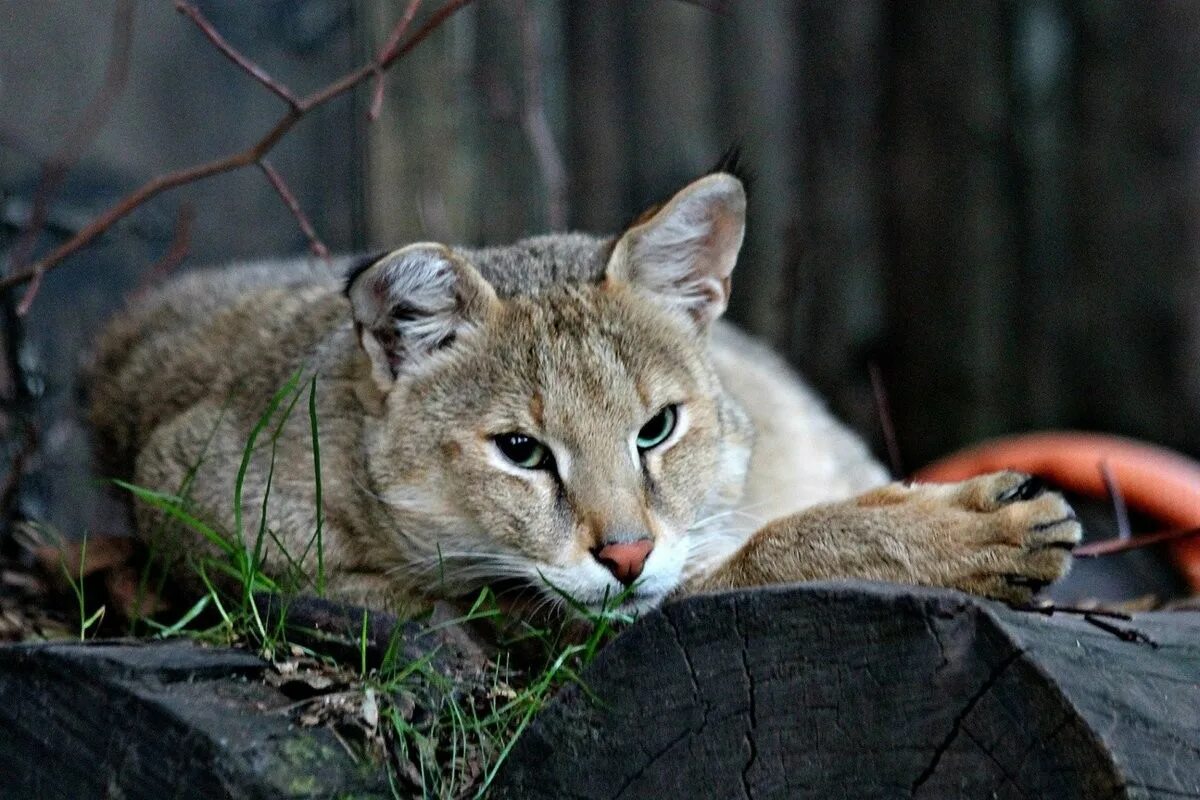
[605,173,746,327]
[345,243,498,386]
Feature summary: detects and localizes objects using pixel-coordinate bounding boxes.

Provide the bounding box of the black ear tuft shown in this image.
[342,250,389,298]
[710,141,753,197]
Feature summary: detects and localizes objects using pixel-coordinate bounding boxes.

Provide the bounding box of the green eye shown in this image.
[636,405,678,451]
[494,433,553,470]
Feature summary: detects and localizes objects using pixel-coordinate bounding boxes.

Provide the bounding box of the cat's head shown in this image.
[346,173,752,614]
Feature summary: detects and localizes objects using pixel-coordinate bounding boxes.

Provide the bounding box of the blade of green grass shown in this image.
[114,481,237,557]
[147,594,212,638]
[233,370,303,552]
[307,375,325,595]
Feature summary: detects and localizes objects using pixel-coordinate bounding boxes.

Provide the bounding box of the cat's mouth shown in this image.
[482,577,665,620]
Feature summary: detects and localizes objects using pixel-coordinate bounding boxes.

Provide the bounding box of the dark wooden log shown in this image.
[0,594,494,799]
[252,592,490,675]
[0,640,389,799]
[495,581,1200,799]
[3,584,1197,799]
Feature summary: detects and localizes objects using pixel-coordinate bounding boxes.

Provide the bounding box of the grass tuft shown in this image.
[115,371,635,798]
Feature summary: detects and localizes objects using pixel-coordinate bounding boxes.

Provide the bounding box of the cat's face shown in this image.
[349,173,749,613]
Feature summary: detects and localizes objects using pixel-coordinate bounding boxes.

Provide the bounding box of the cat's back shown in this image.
[88,256,351,471]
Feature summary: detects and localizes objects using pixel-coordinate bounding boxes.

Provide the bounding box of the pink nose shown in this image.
[593,539,653,585]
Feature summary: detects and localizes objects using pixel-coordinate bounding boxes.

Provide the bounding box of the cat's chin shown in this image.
[576,588,667,619]
[480,577,667,622]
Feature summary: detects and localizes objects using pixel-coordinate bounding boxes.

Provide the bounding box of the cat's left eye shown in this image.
[636,405,678,451]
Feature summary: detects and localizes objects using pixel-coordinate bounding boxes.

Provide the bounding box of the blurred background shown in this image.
[2,1,1198,598]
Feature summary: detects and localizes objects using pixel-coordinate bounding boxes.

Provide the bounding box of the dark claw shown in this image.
[1004,574,1050,591]
[1029,514,1079,533]
[999,475,1046,504]
[1034,540,1077,552]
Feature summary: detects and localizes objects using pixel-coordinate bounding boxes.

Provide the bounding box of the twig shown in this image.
[1098,460,1131,541]
[13,262,46,319]
[175,2,300,110]
[1074,527,1200,557]
[370,0,424,122]
[131,204,194,299]
[515,0,567,230]
[1082,614,1158,648]
[1013,601,1157,646]
[868,361,905,478]
[0,0,479,301]
[10,0,135,316]
[1010,602,1133,621]
[260,161,329,258]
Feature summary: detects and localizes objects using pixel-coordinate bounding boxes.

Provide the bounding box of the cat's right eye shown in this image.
[493,433,553,470]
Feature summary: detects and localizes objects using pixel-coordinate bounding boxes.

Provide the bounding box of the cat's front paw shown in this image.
[887,470,1082,602]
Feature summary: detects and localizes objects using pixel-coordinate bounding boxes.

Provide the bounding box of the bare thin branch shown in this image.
[1074,527,1200,557]
[0,0,478,299]
[9,0,135,314]
[1098,460,1132,541]
[175,1,300,110]
[132,204,194,299]
[371,0,424,122]
[868,362,905,479]
[302,0,476,111]
[260,160,329,258]
[14,269,46,319]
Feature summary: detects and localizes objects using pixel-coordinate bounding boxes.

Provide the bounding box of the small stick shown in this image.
[1082,614,1158,648]
[370,0,424,122]
[868,361,905,479]
[259,161,329,258]
[1010,602,1133,621]
[12,0,135,316]
[1074,527,1200,557]
[175,2,300,110]
[0,0,478,299]
[1098,460,1131,541]
[131,204,194,299]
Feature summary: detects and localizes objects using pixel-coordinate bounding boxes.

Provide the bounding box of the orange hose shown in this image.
[913,432,1200,592]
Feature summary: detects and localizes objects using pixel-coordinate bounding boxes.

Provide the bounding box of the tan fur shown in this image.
[88,173,1078,618]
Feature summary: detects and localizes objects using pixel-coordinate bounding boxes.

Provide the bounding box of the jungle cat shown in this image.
[89,170,1080,617]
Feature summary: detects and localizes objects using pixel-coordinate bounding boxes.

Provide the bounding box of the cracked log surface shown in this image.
[0,640,390,799]
[1,584,1197,799]
[495,581,1200,800]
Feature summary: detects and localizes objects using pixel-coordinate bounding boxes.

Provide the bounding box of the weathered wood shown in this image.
[496,581,1200,799]
[0,593,496,799]
[3,585,1198,798]
[0,640,389,799]
[253,592,490,675]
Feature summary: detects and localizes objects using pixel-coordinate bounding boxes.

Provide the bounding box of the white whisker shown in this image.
[689,500,773,530]
[351,472,391,505]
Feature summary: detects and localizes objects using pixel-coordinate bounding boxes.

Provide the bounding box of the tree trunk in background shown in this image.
[880,1,1200,467]
[880,0,1023,466]
[1063,2,1200,458]
[5,1,1200,540]
[564,1,629,233]
[783,0,886,441]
